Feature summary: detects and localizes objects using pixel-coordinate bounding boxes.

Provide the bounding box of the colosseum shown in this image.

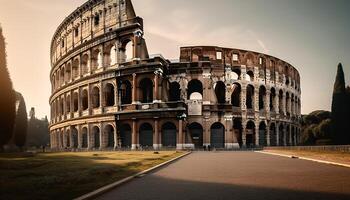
[49,0,301,151]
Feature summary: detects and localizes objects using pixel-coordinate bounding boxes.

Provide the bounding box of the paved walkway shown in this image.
[97,152,350,200]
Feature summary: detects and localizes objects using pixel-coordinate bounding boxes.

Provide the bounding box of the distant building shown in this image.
[49,0,301,150]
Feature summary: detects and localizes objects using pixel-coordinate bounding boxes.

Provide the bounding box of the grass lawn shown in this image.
[0,151,184,200]
[264,149,350,165]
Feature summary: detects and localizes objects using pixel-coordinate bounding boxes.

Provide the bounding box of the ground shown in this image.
[264,149,350,165]
[98,151,350,200]
[0,151,183,200]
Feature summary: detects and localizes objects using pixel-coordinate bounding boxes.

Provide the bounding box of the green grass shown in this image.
[0,151,184,200]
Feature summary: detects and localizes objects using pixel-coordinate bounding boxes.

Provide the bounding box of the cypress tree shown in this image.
[0,26,16,150]
[13,92,28,150]
[331,63,347,144]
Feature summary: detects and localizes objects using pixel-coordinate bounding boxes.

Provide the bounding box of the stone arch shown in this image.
[65,63,71,83]
[246,84,254,109]
[210,122,225,148]
[60,68,65,86]
[246,70,254,82]
[139,78,153,103]
[231,83,241,107]
[65,129,71,148]
[233,118,243,147]
[169,82,181,101]
[286,92,290,116]
[119,123,132,148]
[278,123,284,146]
[259,121,267,146]
[81,127,88,148]
[81,89,89,110]
[104,124,115,148]
[161,122,177,148]
[81,54,89,75]
[188,122,203,148]
[270,87,276,112]
[246,121,256,147]
[270,123,277,146]
[104,83,115,107]
[91,48,102,71]
[278,90,283,114]
[259,85,266,110]
[120,39,133,62]
[232,68,241,80]
[66,95,71,114]
[71,127,78,148]
[215,81,226,104]
[139,123,153,148]
[120,80,132,105]
[92,126,100,148]
[73,92,79,112]
[72,58,80,79]
[109,45,117,66]
[91,86,100,108]
[187,79,203,100]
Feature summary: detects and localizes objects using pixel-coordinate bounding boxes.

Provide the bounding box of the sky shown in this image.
[0,0,349,118]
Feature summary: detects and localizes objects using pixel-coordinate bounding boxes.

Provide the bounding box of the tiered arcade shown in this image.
[49,0,301,150]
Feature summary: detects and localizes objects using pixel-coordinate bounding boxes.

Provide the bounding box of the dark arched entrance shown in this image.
[188,123,203,148]
[139,123,153,148]
[246,121,255,147]
[210,122,225,148]
[119,124,131,148]
[161,122,177,147]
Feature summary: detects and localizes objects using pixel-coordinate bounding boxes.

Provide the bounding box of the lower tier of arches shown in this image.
[50,119,301,150]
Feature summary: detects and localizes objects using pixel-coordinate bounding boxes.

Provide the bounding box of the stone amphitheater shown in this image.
[49,0,301,150]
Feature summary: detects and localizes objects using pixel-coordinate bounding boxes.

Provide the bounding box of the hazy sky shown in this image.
[0,0,349,118]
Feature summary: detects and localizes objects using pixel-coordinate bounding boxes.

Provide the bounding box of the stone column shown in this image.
[282,92,286,116]
[266,89,271,117]
[276,124,280,146]
[177,119,183,150]
[69,129,74,148]
[255,125,260,147]
[283,125,287,146]
[132,119,138,150]
[78,126,82,149]
[242,126,247,148]
[254,87,259,112]
[275,92,279,114]
[153,119,160,149]
[241,85,247,111]
[153,73,159,102]
[132,73,137,104]
[100,123,104,150]
[266,126,271,146]
[114,124,119,149]
[289,125,292,146]
[87,124,93,150]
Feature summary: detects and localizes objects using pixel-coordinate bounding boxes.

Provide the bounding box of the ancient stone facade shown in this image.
[49,0,301,151]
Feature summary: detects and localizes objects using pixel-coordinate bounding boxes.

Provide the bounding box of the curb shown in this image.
[74,151,192,200]
[256,151,350,168]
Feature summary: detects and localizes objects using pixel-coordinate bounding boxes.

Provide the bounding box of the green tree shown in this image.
[331,63,348,144]
[13,92,28,150]
[27,108,49,148]
[0,26,16,150]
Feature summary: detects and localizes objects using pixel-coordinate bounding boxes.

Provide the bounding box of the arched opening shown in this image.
[286,125,291,146]
[92,126,100,148]
[169,82,181,101]
[66,95,71,114]
[91,87,100,108]
[246,71,254,82]
[246,85,254,109]
[91,49,102,71]
[278,124,284,146]
[72,127,78,148]
[65,63,71,83]
[119,124,131,148]
[246,121,256,147]
[187,79,203,100]
[82,90,88,110]
[139,78,153,103]
[270,123,277,146]
[104,83,115,107]
[139,123,153,148]
[104,125,115,148]
[188,122,203,148]
[233,118,243,147]
[210,122,225,148]
[259,86,266,110]
[231,83,241,107]
[291,94,295,115]
[60,69,65,86]
[65,130,70,147]
[232,68,241,80]
[161,122,177,147]
[59,99,64,116]
[72,59,79,79]
[73,92,79,112]
[270,88,276,112]
[82,127,88,148]
[81,54,89,75]
[110,45,117,66]
[215,81,226,104]
[120,40,133,62]
[279,90,283,115]
[120,80,132,105]
[291,126,295,146]
[259,121,267,146]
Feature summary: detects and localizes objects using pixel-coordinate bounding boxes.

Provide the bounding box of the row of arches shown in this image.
[52,41,133,91]
[51,121,300,150]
